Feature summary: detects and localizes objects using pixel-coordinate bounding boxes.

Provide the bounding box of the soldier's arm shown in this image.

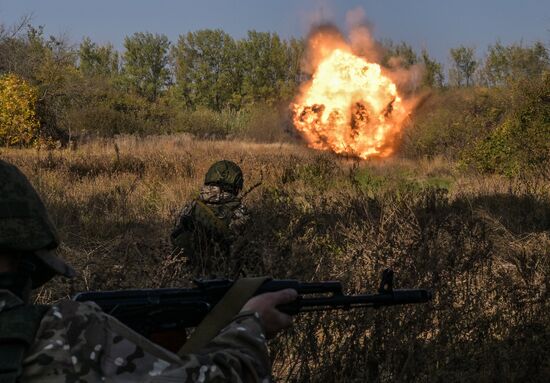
[170,201,195,245]
[195,289,297,381]
[229,203,249,233]
[22,291,295,382]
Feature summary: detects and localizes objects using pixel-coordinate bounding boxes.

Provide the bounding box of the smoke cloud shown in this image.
[303,6,424,97]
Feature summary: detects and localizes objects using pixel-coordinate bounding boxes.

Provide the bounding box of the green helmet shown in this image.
[204,160,244,193]
[0,160,75,287]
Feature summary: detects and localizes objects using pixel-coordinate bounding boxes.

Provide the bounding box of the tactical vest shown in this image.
[0,303,49,383]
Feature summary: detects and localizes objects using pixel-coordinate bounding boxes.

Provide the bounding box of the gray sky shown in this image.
[1,0,549,65]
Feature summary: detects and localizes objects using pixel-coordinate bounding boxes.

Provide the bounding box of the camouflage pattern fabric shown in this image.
[172,185,249,276]
[0,289,272,382]
[197,185,248,232]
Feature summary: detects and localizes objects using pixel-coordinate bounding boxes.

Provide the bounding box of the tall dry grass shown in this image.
[1,135,548,382]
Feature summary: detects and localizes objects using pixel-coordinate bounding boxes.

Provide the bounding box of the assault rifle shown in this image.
[73,269,431,350]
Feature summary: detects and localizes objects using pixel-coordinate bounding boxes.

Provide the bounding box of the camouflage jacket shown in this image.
[0,289,271,382]
[179,185,248,235]
[171,186,250,276]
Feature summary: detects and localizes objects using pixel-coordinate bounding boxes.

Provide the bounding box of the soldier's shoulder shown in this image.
[180,199,197,216]
[36,300,106,341]
[23,300,110,380]
[50,299,104,318]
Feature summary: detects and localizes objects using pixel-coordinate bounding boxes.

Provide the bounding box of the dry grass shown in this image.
[1,135,549,382]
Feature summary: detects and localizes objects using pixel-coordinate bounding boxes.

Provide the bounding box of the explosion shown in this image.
[291,28,411,159]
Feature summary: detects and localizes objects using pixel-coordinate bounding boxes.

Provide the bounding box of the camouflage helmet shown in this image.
[204,160,244,193]
[0,160,75,287]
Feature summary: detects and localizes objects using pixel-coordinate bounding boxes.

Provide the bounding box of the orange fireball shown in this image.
[291,40,410,159]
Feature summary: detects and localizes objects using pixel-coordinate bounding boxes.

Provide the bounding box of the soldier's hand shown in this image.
[241,289,298,339]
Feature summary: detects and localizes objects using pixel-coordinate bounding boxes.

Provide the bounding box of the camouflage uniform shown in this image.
[188,185,248,234]
[0,290,271,382]
[171,161,249,276]
[0,159,272,383]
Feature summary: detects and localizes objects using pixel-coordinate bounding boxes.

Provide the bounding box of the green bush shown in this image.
[237,104,291,142]
[400,88,505,159]
[172,107,243,137]
[169,103,290,141]
[65,90,175,136]
[461,75,550,176]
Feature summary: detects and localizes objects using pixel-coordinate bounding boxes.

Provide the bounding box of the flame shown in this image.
[291,37,410,159]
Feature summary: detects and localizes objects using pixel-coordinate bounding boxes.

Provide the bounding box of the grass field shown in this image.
[2,135,549,382]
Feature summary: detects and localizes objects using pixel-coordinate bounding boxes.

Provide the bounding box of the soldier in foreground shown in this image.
[171,160,249,276]
[0,159,296,382]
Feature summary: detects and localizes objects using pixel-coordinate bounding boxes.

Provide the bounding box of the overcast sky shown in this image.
[1,0,549,65]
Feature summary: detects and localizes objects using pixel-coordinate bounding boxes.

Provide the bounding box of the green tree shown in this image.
[481,41,549,86]
[122,32,170,101]
[173,29,241,110]
[381,40,418,69]
[79,37,119,77]
[462,75,550,175]
[240,31,297,104]
[281,37,305,100]
[16,26,79,141]
[420,49,444,88]
[449,46,478,87]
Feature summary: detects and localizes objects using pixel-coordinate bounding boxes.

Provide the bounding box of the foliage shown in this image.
[462,76,550,176]
[172,29,304,110]
[399,88,505,159]
[237,103,292,142]
[64,88,174,136]
[172,29,242,110]
[122,32,171,101]
[174,106,242,137]
[0,19,549,173]
[78,37,119,77]
[168,103,291,140]
[0,24,79,142]
[240,31,303,104]
[449,46,478,87]
[0,73,40,146]
[479,41,549,87]
[420,49,444,88]
[381,40,418,69]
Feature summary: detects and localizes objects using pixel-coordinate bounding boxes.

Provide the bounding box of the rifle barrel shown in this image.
[278,289,431,314]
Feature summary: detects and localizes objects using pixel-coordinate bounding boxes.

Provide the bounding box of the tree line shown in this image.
[0,18,548,145]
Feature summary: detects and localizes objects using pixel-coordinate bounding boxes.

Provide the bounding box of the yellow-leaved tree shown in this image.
[0,73,40,146]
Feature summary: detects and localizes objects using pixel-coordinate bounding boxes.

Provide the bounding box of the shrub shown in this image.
[173,107,239,137]
[238,104,291,142]
[171,104,291,142]
[399,88,505,159]
[0,73,40,146]
[462,76,550,176]
[64,89,175,137]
